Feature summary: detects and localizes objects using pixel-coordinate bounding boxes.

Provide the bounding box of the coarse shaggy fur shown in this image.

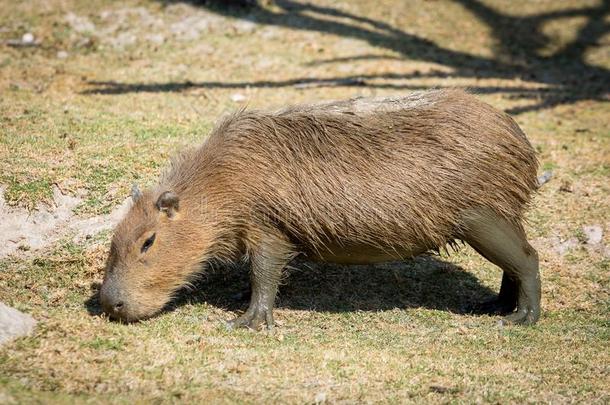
[160,88,538,258]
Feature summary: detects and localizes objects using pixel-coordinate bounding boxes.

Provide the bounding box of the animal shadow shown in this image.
[170,255,497,315]
[85,255,495,316]
[85,281,104,317]
[85,255,497,319]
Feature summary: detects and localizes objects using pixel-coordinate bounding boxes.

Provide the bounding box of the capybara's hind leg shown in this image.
[227,231,294,330]
[460,209,541,325]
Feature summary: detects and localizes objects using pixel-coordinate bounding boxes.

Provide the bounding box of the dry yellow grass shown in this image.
[1,0,609,403]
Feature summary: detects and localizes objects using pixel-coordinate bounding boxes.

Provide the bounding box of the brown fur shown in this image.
[101,89,538,321]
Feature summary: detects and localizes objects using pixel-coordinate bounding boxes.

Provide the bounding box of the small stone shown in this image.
[57,50,69,59]
[582,225,603,245]
[231,93,246,102]
[22,33,34,44]
[0,302,36,346]
[537,170,552,187]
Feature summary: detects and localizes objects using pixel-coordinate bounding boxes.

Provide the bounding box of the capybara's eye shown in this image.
[141,233,156,254]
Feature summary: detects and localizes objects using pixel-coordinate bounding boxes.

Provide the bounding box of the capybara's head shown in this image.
[100,187,207,321]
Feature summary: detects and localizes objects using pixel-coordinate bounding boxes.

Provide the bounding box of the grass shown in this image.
[1,0,609,403]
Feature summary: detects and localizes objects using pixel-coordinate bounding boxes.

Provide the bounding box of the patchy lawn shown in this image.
[1,0,609,403]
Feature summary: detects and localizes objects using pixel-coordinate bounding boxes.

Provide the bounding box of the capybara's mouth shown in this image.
[101,300,163,323]
[103,309,157,323]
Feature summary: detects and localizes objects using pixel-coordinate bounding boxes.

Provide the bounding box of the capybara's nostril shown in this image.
[99,285,127,319]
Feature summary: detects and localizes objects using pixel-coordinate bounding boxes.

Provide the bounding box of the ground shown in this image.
[1,0,609,403]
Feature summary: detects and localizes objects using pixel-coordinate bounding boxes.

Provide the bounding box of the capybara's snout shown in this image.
[99,271,169,322]
[99,279,130,321]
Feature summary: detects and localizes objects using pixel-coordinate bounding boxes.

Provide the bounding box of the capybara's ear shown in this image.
[156,191,179,218]
[131,184,143,202]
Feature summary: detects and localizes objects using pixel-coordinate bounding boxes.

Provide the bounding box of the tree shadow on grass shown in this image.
[84,0,609,115]
[85,254,497,318]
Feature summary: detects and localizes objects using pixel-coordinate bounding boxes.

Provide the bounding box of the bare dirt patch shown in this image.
[0,185,130,258]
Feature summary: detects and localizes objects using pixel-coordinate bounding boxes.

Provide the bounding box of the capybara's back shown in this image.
[101,89,541,328]
[207,89,538,255]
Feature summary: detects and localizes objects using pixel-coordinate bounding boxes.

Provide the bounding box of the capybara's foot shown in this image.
[499,304,540,326]
[227,306,274,330]
[469,297,516,315]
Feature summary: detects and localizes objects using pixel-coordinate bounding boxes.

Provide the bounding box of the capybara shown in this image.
[100,89,541,327]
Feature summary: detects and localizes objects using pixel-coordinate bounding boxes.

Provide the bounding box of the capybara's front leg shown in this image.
[461,209,541,325]
[228,232,295,330]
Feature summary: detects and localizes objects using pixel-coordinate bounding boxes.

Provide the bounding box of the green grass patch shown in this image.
[1,176,54,208]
